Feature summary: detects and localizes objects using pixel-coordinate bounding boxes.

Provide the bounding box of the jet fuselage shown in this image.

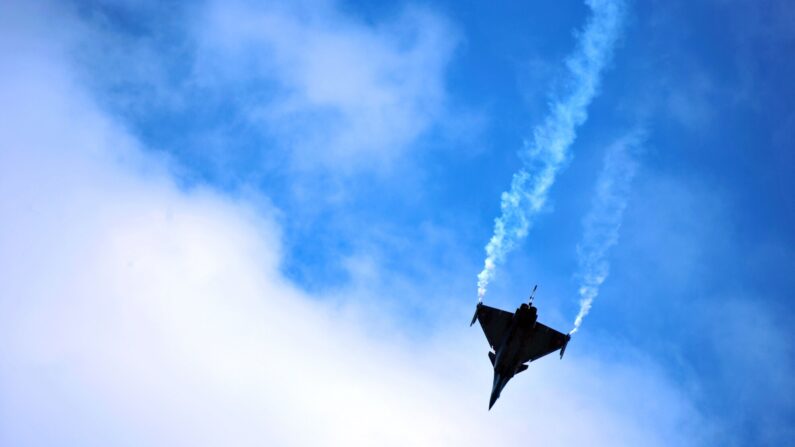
[489,303,537,408]
[493,303,537,375]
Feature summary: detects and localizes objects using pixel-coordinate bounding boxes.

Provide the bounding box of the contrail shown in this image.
[477,0,626,300]
[571,132,641,334]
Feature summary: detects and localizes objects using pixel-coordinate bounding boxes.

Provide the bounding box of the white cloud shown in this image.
[0,2,715,446]
[193,0,458,173]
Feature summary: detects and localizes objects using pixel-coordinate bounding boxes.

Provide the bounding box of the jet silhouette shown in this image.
[471,285,571,409]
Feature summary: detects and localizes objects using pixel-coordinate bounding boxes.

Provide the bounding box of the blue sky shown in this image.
[1,0,793,445]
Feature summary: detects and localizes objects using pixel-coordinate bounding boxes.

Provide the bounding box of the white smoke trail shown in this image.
[570,133,641,334]
[477,0,627,300]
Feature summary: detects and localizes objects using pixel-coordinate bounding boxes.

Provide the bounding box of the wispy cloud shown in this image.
[194,0,459,173]
[70,0,460,178]
[477,0,626,299]
[571,132,642,334]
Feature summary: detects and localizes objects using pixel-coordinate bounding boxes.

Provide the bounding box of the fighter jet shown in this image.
[470,285,571,410]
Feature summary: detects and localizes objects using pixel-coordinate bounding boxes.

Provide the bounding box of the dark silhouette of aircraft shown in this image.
[471,285,571,410]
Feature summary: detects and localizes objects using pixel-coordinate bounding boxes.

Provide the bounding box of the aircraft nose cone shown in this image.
[489,373,503,410]
[489,391,499,410]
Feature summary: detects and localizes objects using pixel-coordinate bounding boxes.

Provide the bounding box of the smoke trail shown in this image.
[477,0,626,300]
[570,133,641,334]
